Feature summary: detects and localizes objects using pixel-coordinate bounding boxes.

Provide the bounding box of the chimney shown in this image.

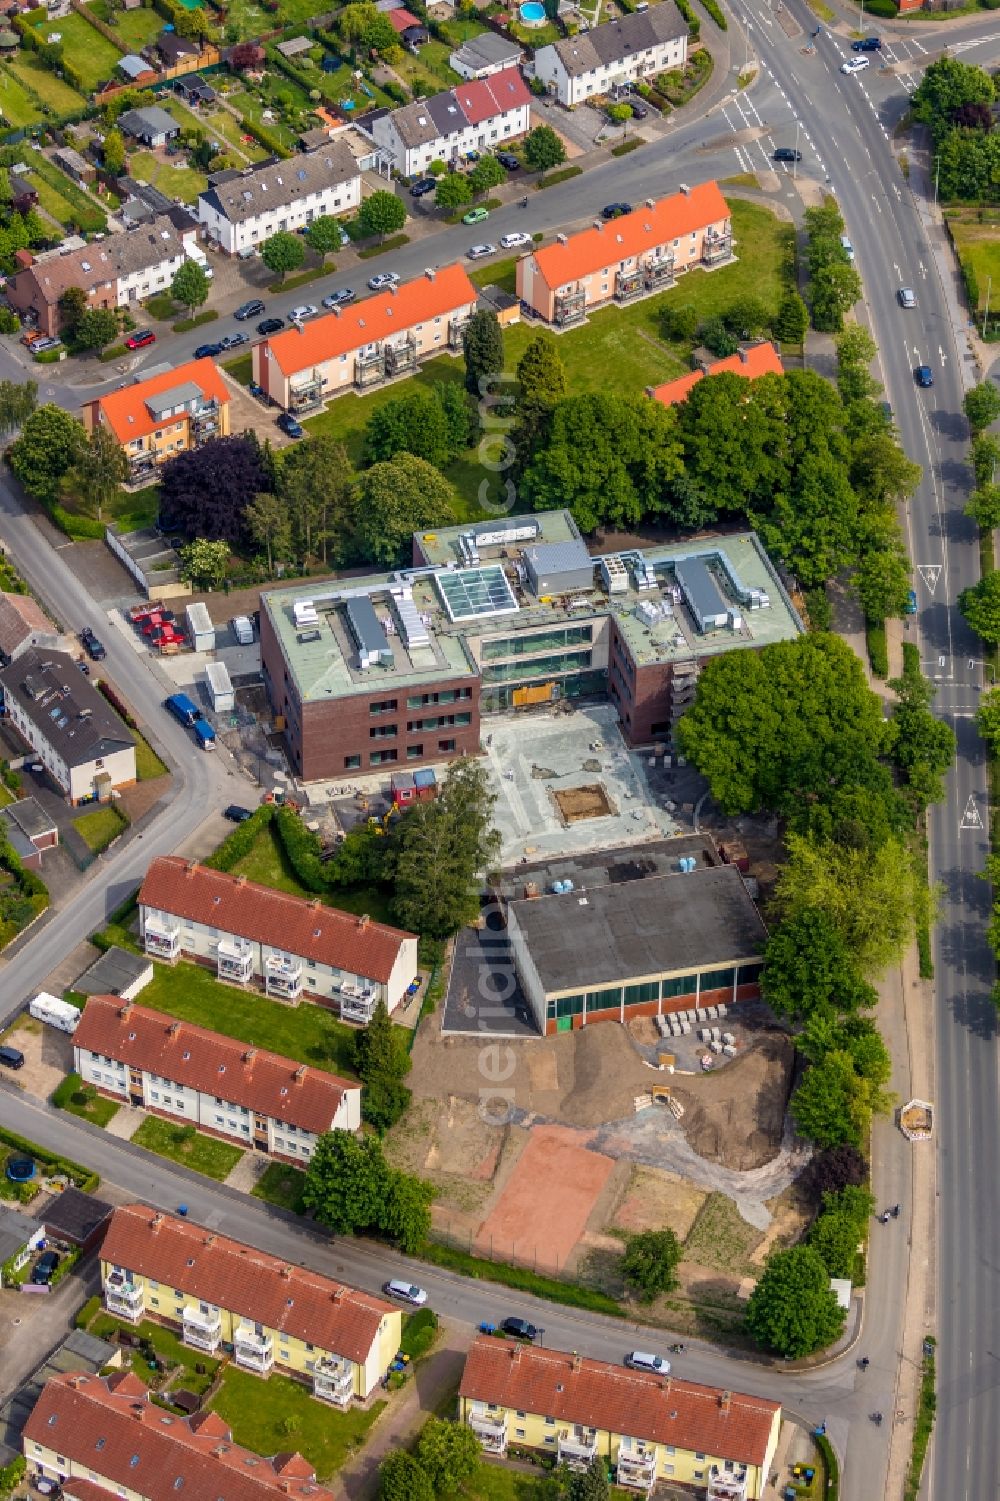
[293,1065,305,1083]
[425,267,436,282]
[186,859,197,877]
[281,1264,292,1278]
[150,1213,162,1232]
[593,220,603,231]
[204,1234,215,1247]
[572,1353,582,1372]
[644,198,654,209]
[737,348,748,364]
[358,913,370,930]
[332,1286,344,1304]
[168,1021,180,1037]
[661,1375,671,1393]
[679,183,690,195]
[236,874,247,886]
[720,1390,731,1414]
[556,233,568,245]
[311,897,322,910]
[119,1002,132,1020]
[132,1404,145,1421]
[510,1344,521,1365]
[244,1048,257,1067]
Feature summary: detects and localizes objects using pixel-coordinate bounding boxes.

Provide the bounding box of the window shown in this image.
[369,699,398,715]
[695,1453,706,1461]
[700,968,735,993]
[439,738,456,753]
[407,744,424,760]
[516,1428,525,1439]
[370,749,398,765]
[624,980,659,1007]
[370,724,398,739]
[344,755,361,770]
[661,973,698,1000]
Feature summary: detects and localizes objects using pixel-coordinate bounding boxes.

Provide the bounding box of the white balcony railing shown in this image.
[104,1278,144,1321]
[468,1410,508,1456]
[339,984,377,1024]
[234,1323,273,1372]
[217,936,254,984]
[557,1427,598,1471]
[616,1440,657,1494]
[182,1306,222,1352]
[264,953,303,999]
[313,1355,354,1407]
[144,917,180,959]
[707,1467,750,1501]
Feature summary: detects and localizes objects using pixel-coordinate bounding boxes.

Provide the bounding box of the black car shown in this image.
[31,1250,60,1286]
[630,100,648,119]
[257,317,285,336]
[773,147,802,162]
[852,35,882,50]
[224,804,254,823]
[235,299,266,321]
[409,177,436,197]
[193,341,223,359]
[80,627,106,661]
[496,151,520,170]
[601,202,632,220]
[277,412,304,439]
[501,1317,540,1341]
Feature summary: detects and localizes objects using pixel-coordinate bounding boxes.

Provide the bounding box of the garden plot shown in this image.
[22,10,123,92]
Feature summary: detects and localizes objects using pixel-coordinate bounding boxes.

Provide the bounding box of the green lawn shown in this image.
[22,170,77,227]
[210,1367,385,1480]
[224,353,253,387]
[196,103,269,163]
[392,39,461,90]
[52,1072,121,1127]
[230,819,396,927]
[132,728,168,781]
[139,959,360,1077]
[87,0,163,52]
[130,151,208,206]
[252,1160,307,1213]
[466,1467,634,1501]
[946,211,1000,315]
[470,255,519,296]
[8,55,88,114]
[73,805,128,853]
[0,66,43,127]
[131,1115,244,1181]
[23,10,123,92]
[89,1313,221,1393]
[232,86,308,152]
[111,483,160,534]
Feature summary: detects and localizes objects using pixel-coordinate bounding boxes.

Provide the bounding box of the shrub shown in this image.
[0,1456,25,1499]
[74,1293,102,1330]
[204,804,275,871]
[673,0,701,38]
[866,619,889,678]
[0,308,20,335]
[274,804,327,892]
[697,0,727,27]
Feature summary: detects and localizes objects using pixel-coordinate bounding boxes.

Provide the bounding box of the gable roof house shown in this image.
[82,356,231,482]
[117,104,181,149]
[117,52,158,84]
[367,67,531,177]
[6,215,194,336]
[649,341,784,406]
[450,31,524,80]
[0,590,60,664]
[0,648,136,804]
[516,181,732,327]
[252,263,478,415]
[533,3,688,106]
[150,28,202,69]
[197,141,361,255]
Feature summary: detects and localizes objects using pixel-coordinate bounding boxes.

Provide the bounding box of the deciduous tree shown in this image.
[8,404,86,504]
[102,126,126,175]
[964,380,1000,435]
[363,387,454,468]
[807,1144,870,1199]
[378,1453,433,1501]
[567,1457,611,1501]
[391,757,500,939]
[352,999,411,1131]
[260,230,305,282]
[58,286,88,341]
[523,124,565,171]
[414,1418,481,1495]
[244,489,291,573]
[977,686,1000,750]
[856,545,913,622]
[179,537,230,590]
[277,433,353,564]
[75,309,121,351]
[171,259,210,315]
[71,423,128,520]
[745,1245,846,1356]
[468,154,505,195]
[434,172,473,210]
[514,333,566,462]
[358,189,406,242]
[158,434,271,544]
[354,453,457,566]
[774,289,809,344]
[762,908,876,1023]
[0,378,37,438]
[621,1229,682,1301]
[305,215,342,264]
[960,571,1000,642]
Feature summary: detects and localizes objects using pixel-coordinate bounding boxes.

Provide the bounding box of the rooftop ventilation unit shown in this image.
[293,600,319,629]
[391,587,430,650]
[345,595,393,671]
[600,555,629,595]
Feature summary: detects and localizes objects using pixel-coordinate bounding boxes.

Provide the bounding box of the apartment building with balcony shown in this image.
[72,994,361,1162]
[99,1204,401,1404]
[533,3,688,106]
[515,181,732,327]
[138,855,418,1016]
[252,264,477,413]
[82,357,231,483]
[459,1338,780,1498]
[23,1368,337,1499]
[197,141,361,256]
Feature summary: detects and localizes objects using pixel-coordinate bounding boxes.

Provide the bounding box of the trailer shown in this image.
[205,661,234,714]
[185,602,215,654]
[29,991,80,1034]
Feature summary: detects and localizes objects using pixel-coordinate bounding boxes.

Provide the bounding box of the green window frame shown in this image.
[624,980,660,1007]
[555,993,584,1019]
[700,967,736,993]
[661,974,699,1000]
[586,986,622,1013]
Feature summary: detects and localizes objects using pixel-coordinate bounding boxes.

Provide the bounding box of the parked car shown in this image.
[80,627,106,661]
[500,231,532,250]
[25,761,43,773]
[31,337,62,354]
[193,341,223,359]
[773,147,802,162]
[224,804,254,823]
[31,1250,60,1286]
[235,299,266,320]
[602,201,632,220]
[496,151,520,170]
[383,1279,429,1306]
[257,317,285,335]
[0,1045,25,1070]
[500,1317,539,1341]
[409,176,436,197]
[220,332,248,350]
[841,57,870,74]
[915,364,934,387]
[905,589,918,614]
[898,287,916,308]
[322,288,356,309]
[463,206,490,224]
[125,329,156,350]
[625,1351,670,1374]
[367,272,400,291]
[289,304,318,322]
[629,100,648,118]
[852,35,882,50]
[467,243,497,260]
[277,412,304,439]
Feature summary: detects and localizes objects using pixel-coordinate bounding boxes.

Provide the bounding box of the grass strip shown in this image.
[172,310,219,334]
[536,165,583,191]
[268,265,333,294]
[611,139,642,157]
[420,1240,621,1316]
[903,1339,936,1501]
[357,233,410,260]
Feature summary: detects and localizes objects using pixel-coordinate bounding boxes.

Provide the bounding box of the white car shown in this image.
[841,56,870,74]
[289,304,318,322]
[625,1351,670,1374]
[468,243,497,260]
[898,287,916,309]
[500,231,532,250]
[368,272,400,291]
[383,1279,428,1306]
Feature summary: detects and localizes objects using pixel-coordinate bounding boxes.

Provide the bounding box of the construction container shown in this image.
[205,661,234,714]
[185,601,215,653]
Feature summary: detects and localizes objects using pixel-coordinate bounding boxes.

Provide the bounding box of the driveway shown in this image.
[0,1017,72,1100]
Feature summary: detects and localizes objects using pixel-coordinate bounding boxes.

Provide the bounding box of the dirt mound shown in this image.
[671,1035,794,1170]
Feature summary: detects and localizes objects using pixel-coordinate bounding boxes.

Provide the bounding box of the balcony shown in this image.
[554,288,585,327]
[355,345,384,390]
[643,255,675,290]
[339,984,377,1024]
[614,268,645,304]
[104,1275,143,1322]
[707,1466,750,1501]
[468,1409,508,1456]
[182,1305,222,1353]
[702,228,734,267]
[217,936,254,985]
[127,450,157,482]
[557,1426,598,1471]
[449,314,471,350]
[385,334,417,377]
[190,401,220,441]
[265,952,303,1000]
[313,1354,354,1407]
[616,1440,657,1494]
[288,377,323,415]
[233,1322,274,1373]
[144,915,180,960]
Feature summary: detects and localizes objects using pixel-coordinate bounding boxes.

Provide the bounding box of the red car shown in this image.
[126,329,156,350]
[130,601,164,623]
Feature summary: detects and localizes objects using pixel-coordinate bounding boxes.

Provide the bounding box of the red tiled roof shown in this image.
[387,6,421,29]
[138,855,415,983]
[90,358,231,446]
[531,181,730,291]
[0,590,53,657]
[73,994,357,1133]
[650,342,784,406]
[100,1204,396,1364]
[454,67,531,125]
[264,263,477,378]
[24,1370,335,1501]
[459,1338,779,1466]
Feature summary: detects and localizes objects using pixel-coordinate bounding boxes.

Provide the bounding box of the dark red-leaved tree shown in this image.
[158,435,272,546]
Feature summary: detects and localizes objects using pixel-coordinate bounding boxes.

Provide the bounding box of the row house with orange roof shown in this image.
[72,994,361,1162]
[96,1204,400,1402]
[81,357,231,484]
[648,341,784,407]
[459,1337,781,1499]
[366,67,531,177]
[252,263,478,414]
[516,182,733,328]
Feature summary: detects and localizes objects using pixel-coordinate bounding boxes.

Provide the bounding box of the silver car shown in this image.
[898,287,916,309]
[468,243,497,260]
[289,304,318,322]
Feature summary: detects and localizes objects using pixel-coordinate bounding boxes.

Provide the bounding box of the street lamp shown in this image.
[983,275,992,339]
[794,119,799,181]
[933,157,941,206]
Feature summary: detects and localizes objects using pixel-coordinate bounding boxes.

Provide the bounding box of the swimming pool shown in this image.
[519,1,547,25]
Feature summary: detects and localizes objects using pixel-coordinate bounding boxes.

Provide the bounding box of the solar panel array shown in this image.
[435,565,519,622]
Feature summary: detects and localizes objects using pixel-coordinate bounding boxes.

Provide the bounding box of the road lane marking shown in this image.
[960,796,984,831]
[918,564,942,592]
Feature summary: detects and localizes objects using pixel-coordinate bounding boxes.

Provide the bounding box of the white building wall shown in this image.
[198,176,362,256]
[75,1045,129,1097]
[67,743,136,805]
[534,36,687,105]
[370,105,529,176]
[116,251,187,307]
[504,906,548,1032]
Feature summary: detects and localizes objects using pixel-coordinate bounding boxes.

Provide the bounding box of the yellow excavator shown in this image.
[367,805,401,836]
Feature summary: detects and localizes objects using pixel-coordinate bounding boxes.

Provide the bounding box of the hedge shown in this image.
[611,139,642,157]
[673,0,701,40]
[49,504,105,540]
[696,0,727,28]
[536,165,583,190]
[815,1434,839,1501]
[0,1457,25,1500]
[357,233,410,260]
[204,803,276,871]
[97,679,137,728]
[275,804,326,892]
[866,619,889,679]
[172,309,218,334]
[238,112,292,159]
[0,1124,97,1192]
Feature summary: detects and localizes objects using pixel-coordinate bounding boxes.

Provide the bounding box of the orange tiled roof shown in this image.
[459,1337,779,1466]
[531,181,730,291]
[387,6,421,28]
[91,357,231,446]
[650,341,784,406]
[264,263,477,378]
[24,1370,335,1501]
[73,994,357,1133]
[100,1204,395,1363]
[138,855,414,983]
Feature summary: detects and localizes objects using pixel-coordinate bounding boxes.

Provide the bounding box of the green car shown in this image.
[463,206,490,224]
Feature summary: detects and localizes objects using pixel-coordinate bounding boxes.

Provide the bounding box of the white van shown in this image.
[29,991,81,1034]
[625,1351,671,1374]
[840,235,855,262]
[184,242,214,280]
